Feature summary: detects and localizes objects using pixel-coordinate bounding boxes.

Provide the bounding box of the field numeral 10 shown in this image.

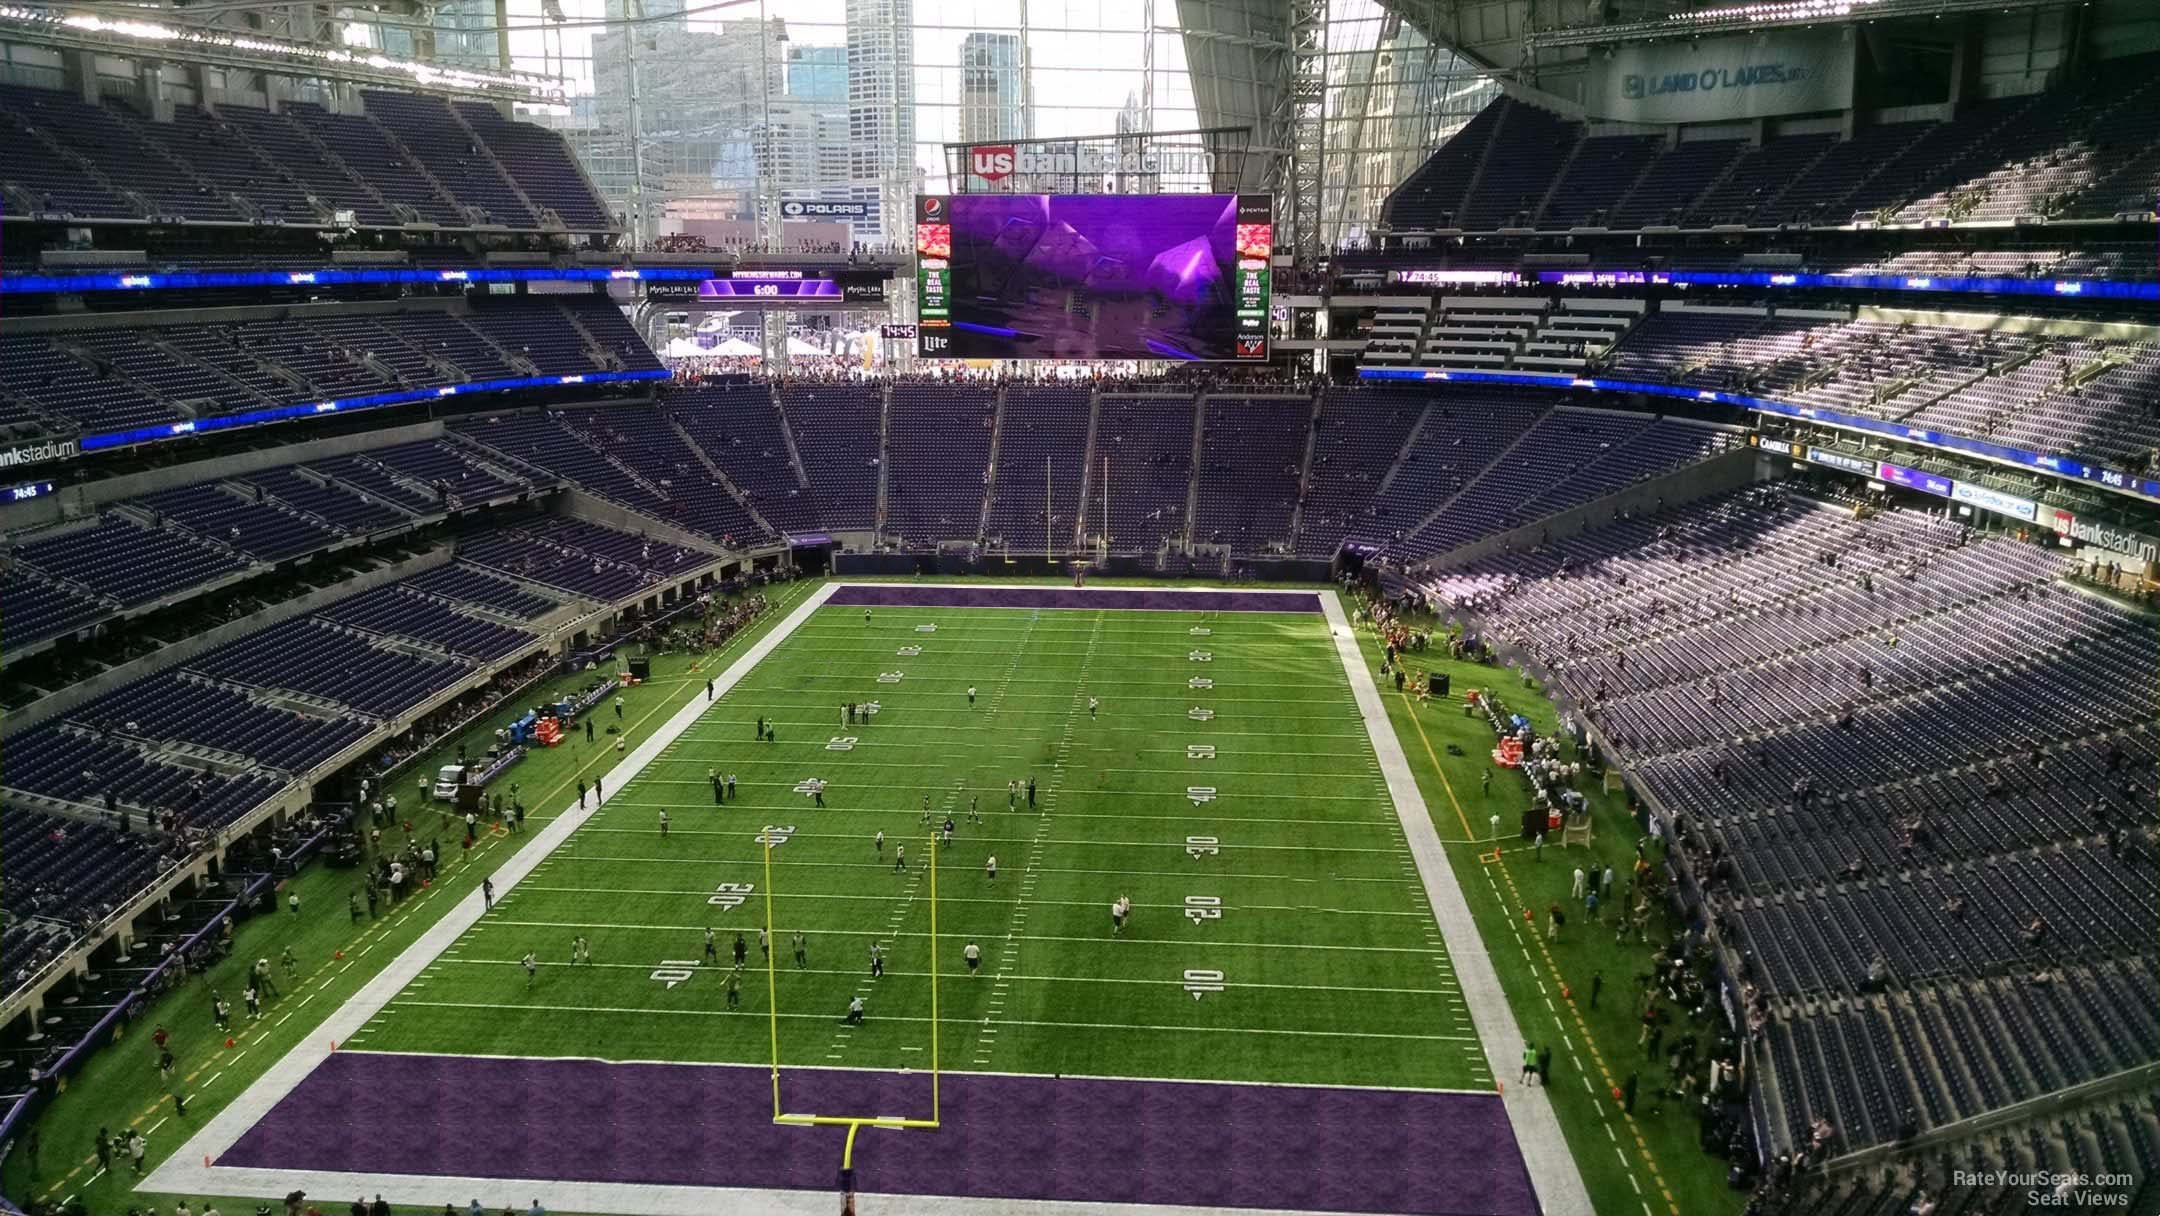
[651,959,701,989]
[708,882,755,910]
[1184,895,1222,925]
[1183,968,1225,1000]
[1185,834,1219,858]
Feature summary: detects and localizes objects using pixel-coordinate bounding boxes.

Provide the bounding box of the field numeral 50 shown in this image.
[1183,968,1225,1000]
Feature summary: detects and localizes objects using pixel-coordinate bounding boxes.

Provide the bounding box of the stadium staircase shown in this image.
[440,103,549,227]
[874,383,893,542]
[1180,393,1209,550]
[1074,389,1103,551]
[666,413,780,539]
[977,385,1009,543]
[1285,393,1322,550]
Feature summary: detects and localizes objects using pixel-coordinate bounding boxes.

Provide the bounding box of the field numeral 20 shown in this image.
[1183,968,1225,1000]
[651,958,701,989]
[708,882,755,910]
[1185,834,1219,858]
[1184,895,1222,925]
[756,824,796,847]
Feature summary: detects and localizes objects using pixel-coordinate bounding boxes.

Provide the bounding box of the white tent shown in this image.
[712,337,762,357]
[785,336,825,356]
[663,336,707,359]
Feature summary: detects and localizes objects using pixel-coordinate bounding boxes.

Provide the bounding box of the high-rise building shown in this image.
[959,31,1029,145]
[846,0,914,241]
[787,45,848,102]
[583,16,786,236]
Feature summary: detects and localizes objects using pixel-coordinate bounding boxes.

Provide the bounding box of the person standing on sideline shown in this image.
[614,694,624,720]
[1588,971,1603,1010]
[288,890,301,916]
[706,679,714,701]
[585,718,594,745]
[964,941,981,976]
[1520,1045,1538,1085]
[94,1127,112,1175]
[1572,866,1587,900]
[1481,769,1491,797]
[985,855,998,881]
[593,774,602,804]
[577,779,588,808]
[482,876,495,911]
[967,686,977,706]
[349,891,362,923]
[128,1131,147,1176]
[522,952,538,986]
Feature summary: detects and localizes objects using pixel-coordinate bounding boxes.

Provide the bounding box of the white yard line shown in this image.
[150,583,1531,1216]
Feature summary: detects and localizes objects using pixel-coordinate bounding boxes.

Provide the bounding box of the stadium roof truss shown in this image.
[0,0,563,101]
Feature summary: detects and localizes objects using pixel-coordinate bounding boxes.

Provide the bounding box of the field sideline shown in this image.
[143,583,1590,1216]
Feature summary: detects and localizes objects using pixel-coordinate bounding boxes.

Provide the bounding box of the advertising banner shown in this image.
[1951,481,2038,523]
[1875,461,1953,498]
[1589,27,1854,124]
[1806,446,1873,476]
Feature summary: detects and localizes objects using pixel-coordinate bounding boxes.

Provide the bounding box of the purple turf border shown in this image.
[825,585,1323,614]
[222,1054,1536,1215]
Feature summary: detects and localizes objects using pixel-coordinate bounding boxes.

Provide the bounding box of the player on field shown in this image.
[1008,780,1018,810]
[920,794,932,825]
[985,855,997,882]
[844,995,864,1025]
[964,941,981,976]
[869,942,884,977]
[733,932,748,968]
[864,609,872,626]
[792,931,808,968]
[725,968,742,1009]
[1111,895,1131,936]
[704,927,718,965]
[1089,696,1099,720]
[894,844,906,872]
[969,794,980,824]
[522,952,538,987]
[759,927,770,962]
[967,686,977,706]
[874,829,885,856]
[658,809,670,838]
[1027,777,1037,808]
[575,935,591,965]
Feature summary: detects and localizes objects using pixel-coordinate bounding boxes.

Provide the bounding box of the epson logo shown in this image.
[0,438,80,469]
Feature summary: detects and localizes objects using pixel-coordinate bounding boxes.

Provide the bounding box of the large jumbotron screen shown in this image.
[915,193,1272,361]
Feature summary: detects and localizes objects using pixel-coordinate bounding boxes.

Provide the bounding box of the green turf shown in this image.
[6,577,1747,1216]
[356,600,1487,1092]
[1346,623,1745,1216]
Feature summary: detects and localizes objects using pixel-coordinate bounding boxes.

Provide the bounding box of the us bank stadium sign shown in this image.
[0,438,80,470]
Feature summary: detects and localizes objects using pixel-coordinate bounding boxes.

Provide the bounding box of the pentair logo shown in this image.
[970,146,1015,182]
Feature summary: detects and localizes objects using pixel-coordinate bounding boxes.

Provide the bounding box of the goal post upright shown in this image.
[765,818,942,1135]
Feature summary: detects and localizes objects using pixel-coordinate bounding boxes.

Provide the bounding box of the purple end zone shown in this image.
[223,1054,1536,1215]
[825,585,1322,613]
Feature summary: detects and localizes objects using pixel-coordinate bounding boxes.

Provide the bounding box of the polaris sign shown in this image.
[779,200,867,219]
[1594,28,1853,124]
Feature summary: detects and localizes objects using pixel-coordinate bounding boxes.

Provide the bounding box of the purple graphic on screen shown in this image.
[699,279,841,300]
[940,194,1247,361]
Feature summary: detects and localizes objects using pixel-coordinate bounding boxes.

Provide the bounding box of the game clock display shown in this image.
[916,193,1272,362]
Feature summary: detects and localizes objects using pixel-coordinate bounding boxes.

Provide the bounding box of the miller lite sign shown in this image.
[970,145,1015,182]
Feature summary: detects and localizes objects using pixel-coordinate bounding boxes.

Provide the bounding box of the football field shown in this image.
[159,584,1558,1216]
[355,589,1484,1089]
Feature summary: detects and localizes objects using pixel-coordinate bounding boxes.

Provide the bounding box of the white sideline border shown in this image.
[152,582,1582,1216]
[1319,592,1594,1216]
